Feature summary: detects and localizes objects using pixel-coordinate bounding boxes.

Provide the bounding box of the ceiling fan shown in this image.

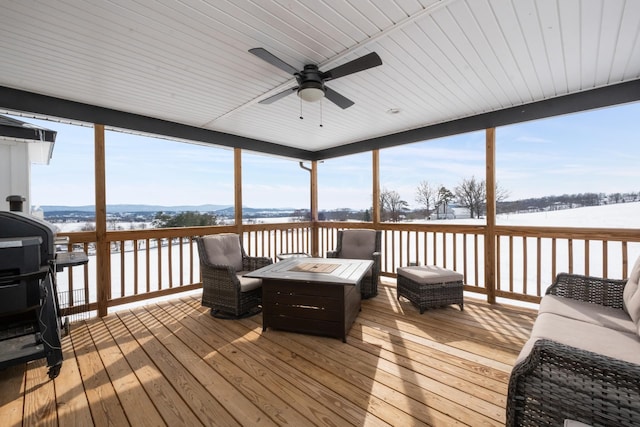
[249,48,383,109]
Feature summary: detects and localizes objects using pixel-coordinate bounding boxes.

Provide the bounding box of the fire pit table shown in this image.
[245,257,372,342]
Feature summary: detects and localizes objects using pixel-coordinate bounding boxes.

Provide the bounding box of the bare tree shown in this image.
[380,188,409,222]
[80,222,96,232]
[415,180,435,217]
[456,176,510,218]
[494,182,510,211]
[455,176,485,218]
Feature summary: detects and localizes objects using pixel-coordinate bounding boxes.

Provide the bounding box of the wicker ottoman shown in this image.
[396,265,464,313]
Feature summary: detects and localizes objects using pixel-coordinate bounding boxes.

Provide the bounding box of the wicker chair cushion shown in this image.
[340,229,376,260]
[539,294,636,334]
[397,265,463,284]
[517,312,640,366]
[623,256,640,324]
[202,234,243,271]
[236,273,261,292]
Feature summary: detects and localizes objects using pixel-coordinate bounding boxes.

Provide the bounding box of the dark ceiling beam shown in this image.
[313,79,640,160]
[0,86,315,160]
[2,80,639,162]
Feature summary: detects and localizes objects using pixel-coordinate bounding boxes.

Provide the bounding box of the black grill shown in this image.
[0,211,87,379]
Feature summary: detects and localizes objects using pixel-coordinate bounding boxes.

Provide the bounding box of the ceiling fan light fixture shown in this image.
[298,86,325,103]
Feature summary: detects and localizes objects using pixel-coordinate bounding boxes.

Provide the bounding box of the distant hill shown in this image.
[38,204,302,215]
[40,204,233,213]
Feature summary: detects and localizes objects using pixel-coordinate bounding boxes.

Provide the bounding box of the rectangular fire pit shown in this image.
[245,257,373,342]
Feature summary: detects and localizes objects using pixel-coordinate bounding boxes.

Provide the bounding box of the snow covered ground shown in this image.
[496,202,640,228]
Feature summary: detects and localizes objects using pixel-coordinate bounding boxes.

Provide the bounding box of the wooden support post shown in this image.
[372,149,380,225]
[485,128,497,303]
[310,160,319,256]
[94,124,110,317]
[234,148,243,233]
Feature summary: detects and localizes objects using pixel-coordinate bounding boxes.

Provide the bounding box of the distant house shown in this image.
[451,206,471,219]
[428,204,471,220]
[0,115,56,213]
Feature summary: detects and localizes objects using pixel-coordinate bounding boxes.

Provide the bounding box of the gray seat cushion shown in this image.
[397,265,463,284]
[539,294,636,334]
[237,272,261,292]
[516,312,640,365]
[341,229,376,259]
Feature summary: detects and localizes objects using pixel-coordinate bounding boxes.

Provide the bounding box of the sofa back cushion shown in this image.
[341,229,376,260]
[623,255,640,325]
[202,234,243,271]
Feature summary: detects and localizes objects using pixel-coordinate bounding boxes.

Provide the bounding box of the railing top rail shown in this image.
[495,225,640,241]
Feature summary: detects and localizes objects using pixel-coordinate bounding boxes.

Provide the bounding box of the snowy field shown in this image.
[496,202,640,228]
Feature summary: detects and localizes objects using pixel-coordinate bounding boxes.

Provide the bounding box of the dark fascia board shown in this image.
[313,79,640,160]
[0,114,57,142]
[0,86,315,160]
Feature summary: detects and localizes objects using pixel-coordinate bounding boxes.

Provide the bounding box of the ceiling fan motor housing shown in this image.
[297,65,325,102]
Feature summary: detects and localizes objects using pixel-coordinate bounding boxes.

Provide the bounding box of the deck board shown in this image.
[0,281,536,426]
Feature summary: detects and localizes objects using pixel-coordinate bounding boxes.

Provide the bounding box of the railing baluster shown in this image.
[463,234,468,284]
[536,237,541,297]
[475,233,480,289]
[168,237,173,288]
[603,240,608,277]
[443,232,447,268]
[179,237,184,287]
[120,240,125,297]
[585,239,590,276]
[551,238,557,281]
[568,238,573,274]
[146,238,151,293]
[622,241,628,278]
[509,235,514,293]
[189,236,195,285]
[391,230,396,272]
[432,232,437,265]
[452,233,457,271]
[522,237,528,296]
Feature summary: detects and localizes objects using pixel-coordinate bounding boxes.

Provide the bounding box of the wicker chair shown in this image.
[327,229,381,299]
[506,273,640,426]
[197,234,272,318]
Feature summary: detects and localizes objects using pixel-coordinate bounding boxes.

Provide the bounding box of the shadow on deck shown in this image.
[0,280,536,426]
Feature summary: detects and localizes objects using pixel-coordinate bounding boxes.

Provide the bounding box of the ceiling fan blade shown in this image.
[322,52,382,81]
[249,48,298,75]
[324,86,355,109]
[259,87,298,104]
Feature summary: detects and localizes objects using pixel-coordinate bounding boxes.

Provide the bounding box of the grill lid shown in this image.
[0,211,55,266]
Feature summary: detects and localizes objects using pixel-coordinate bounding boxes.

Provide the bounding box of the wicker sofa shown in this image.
[507,258,640,426]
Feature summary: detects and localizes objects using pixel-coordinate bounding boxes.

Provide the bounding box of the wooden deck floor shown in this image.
[0,281,536,426]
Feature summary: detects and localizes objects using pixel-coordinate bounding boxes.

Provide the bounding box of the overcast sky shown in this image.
[17,100,640,210]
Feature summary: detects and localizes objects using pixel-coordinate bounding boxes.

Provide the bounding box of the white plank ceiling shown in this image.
[1,0,639,158]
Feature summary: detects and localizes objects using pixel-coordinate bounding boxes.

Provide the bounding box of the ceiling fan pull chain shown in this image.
[319,99,323,127]
[299,97,304,120]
